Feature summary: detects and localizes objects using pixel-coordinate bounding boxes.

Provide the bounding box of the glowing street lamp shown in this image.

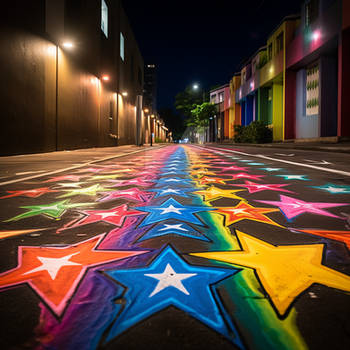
[102,75,110,81]
[122,91,128,97]
[193,83,199,90]
[144,108,149,113]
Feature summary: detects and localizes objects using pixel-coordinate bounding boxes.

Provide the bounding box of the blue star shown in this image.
[148,187,194,198]
[260,167,283,172]
[275,174,310,181]
[133,197,214,227]
[161,170,188,176]
[247,162,264,166]
[310,183,350,194]
[104,246,243,347]
[137,221,210,242]
[155,177,194,187]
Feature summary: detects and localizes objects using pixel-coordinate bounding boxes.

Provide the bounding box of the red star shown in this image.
[0,234,147,316]
[45,175,83,183]
[228,173,264,181]
[218,165,249,173]
[198,176,227,185]
[231,181,294,194]
[0,187,58,199]
[214,201,282,227]
[62,204,142,231]
[293,229,350,250]
[99,188,154,203]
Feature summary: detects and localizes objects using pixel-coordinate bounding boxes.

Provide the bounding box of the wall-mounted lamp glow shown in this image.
[102,75,110,81]
[62,41,74,49]
[144,108,149,113]
[312,30,321,41]
[122,92,128,97]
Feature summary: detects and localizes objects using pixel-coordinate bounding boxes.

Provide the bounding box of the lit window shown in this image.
[120,32,125,61]
[101,0,108,38]
[219,92,224,102]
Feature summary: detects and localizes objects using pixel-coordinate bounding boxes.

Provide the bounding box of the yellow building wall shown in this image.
[272,82,283,141]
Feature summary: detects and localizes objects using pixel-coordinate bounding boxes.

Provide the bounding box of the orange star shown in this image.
[0,235,147,316]
[213,201,282,227]
[198,176,227,186]
[190,169,216,178]
[293,229,350,250]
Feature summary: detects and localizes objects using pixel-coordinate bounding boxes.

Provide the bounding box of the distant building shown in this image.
[143,63,157,115]
[0,0,147,155]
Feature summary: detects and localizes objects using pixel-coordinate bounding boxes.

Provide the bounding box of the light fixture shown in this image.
[102,75,110,81]
[122,91,128,97]
[193,84,199,90]
[62,41,74,49]
[312,30,321,41]
[144,108,149,113]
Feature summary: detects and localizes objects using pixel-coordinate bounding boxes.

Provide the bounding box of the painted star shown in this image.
[291,228,350,249]
[0,228,47,240]
[89,172,132,181]
[57,184,107,198]
[104,246,243,347]
[256,195,348,221]
[137,221,209,242]
[53,182,86,189]
[190,169,216,178]
[238,159,253,163]
[5,200,92,222]
[0,187,58,199]
[161,170,187,176]
[194,186,245,202]
[75,167,107,173]
[157,177,192,183]
[134,197,214,227]
[213,201,282,227]
[191,230,350,316]
[275,175,310,181]
[99,188,153,202]
[231,181,294,194]
[247,162,265,166]
[229,173,264,181]
[0,235,147,316]
[63,204,142,229]
[198,176,227,185]
[218,165,249,173]
[45,175,83,183]
[109,177,155,188]
[260,167,283,172]
[311,183,350,194]
[148,187,193,198]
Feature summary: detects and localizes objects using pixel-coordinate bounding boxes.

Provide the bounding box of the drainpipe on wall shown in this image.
[136,95,143,146]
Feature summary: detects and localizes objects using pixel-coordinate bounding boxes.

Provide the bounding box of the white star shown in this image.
[157,205,184,214]
[227,208,247,215]
[325,187,347,193]
[160,189,180,195]
[145,263,197,297]
[39,205,61,211]
[164,178,182,182]
[284,175,306,180]
[159,224,188,232]
[23,253,81,280]
[264,168,281,172]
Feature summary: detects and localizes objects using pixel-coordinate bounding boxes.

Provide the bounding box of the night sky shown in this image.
[122,0,303,110]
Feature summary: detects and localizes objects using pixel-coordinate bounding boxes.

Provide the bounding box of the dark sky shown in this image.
[122,0,303,110]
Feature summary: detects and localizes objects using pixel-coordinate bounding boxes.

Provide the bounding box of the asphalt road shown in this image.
[0,144,349,350]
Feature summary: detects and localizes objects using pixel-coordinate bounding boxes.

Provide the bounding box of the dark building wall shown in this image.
[0,0,144,156]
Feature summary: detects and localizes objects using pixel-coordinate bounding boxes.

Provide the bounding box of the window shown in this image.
[219,92,224,103]
[138,68,143,86]
[120,32,125,61]
[268,43,272,60]
[305,0,319,27]
[306,64,319,116]
[211,94,216,103]
[276,32,284,53]
[101,0,108,38]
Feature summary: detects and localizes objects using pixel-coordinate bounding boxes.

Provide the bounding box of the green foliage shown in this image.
[174,85,205,119]
[187,102,217,127]
[154,137,163,143]
[234,121,272,143]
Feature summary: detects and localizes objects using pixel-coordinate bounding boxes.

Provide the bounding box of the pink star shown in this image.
[218,165,249,173]
[231,181,294,194]
[256,195,348,220]
[0,187,58,199]
[229,173,264,181]
[75,167,107,174]
[99,188,154,202]
[60,204,142,231]
[45,175,83,183]
[108,177,155,188]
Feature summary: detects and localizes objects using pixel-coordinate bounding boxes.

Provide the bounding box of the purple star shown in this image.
[256,195,348,221]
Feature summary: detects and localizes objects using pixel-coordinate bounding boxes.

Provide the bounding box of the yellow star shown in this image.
[190,169,216,178]
[191,230,350,316]
[194,186,245,202]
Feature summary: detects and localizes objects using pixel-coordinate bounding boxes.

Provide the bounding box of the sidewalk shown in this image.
[205,141,350,154]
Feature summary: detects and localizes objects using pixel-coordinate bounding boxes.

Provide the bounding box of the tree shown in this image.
[174,85,206,119]
[187,102,217,127]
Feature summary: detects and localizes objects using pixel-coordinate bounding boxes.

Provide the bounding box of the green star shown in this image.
[57,184,108,198]
[5,200,92,222]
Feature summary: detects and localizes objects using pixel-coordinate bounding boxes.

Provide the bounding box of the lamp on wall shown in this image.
[102,75,110,81]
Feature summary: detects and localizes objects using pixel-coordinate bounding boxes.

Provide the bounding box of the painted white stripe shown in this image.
[0,146,165,186]
[192,145,350,177]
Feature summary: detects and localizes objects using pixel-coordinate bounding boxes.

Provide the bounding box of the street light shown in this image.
[62,41,74,49]
[193,83,199,90]
[122,91,128,97]
[102,75,110,81]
